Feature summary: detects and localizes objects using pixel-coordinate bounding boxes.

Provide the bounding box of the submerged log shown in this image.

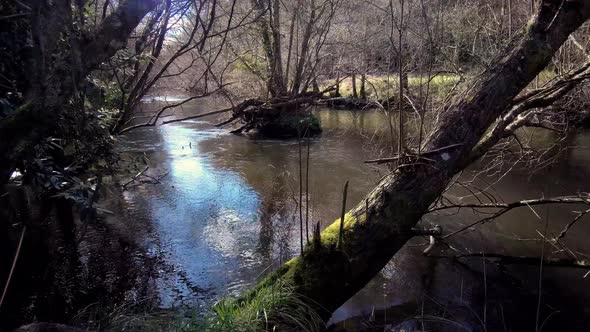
[236,0,590,326]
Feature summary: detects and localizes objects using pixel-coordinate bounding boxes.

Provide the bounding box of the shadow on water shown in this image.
[115,104,590,330]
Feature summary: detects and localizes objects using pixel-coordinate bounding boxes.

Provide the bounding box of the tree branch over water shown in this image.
[236,1,590,324]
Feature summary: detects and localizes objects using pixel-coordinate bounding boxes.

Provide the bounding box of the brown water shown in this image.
[116,101,590,330]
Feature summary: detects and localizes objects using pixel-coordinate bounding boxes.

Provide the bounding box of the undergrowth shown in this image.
[73,281,324,332]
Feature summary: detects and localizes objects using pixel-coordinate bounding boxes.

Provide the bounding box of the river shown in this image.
[114,100,590,330]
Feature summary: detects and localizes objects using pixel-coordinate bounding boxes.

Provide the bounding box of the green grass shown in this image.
[326,73,461,100]
[325,69,560,101]
[200,281,324,332]
[72,281,324,332]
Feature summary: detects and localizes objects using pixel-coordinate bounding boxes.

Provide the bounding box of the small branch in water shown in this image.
[423,236,436,255]
[164,98,263,128]
[412,225,443,237]
[141,171,170,185]
[118,85,230,134]
[364,143,464,165]
[338,180,349,250]
[451,253,590,270]
[424,194,590,241]
[555,207,590,241]
[162,107,234,125]
[122,166,149,189]
[412,225,442,255]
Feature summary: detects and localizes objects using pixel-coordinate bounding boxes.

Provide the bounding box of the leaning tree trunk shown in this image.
[243,0,590,323]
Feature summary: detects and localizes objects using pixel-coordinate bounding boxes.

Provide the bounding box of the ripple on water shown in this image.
[116,110,590,326]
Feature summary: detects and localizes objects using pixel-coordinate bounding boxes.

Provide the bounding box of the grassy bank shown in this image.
[327,70,558,101]
[71,280,323,332]
[329,73,462,100]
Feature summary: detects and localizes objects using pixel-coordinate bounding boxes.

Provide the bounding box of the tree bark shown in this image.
[360,73,367,99]
[291,0,317,95]
[270,0,286,96]
[351,74,358,98]
[244,0,590,322]
[312,78,320,93]
[0,0,156,184]
[120,0,172,126]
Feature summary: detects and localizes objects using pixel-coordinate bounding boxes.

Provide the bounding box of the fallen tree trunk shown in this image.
[238,0,590,326]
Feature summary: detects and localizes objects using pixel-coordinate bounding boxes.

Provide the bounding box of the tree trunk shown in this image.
[243,0,590,323]
[118,0,171,130]
[508,0,513,37]
[360,73,367,99]
[291,0,317,95]
[312,78,320,93]
[351,74,358,98]
[334,71,341,97]
[269,0,286,96]
[252,0,278,97]
[0,0,156,184]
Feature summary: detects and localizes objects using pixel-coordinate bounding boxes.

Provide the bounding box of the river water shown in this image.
[115,100,590,330]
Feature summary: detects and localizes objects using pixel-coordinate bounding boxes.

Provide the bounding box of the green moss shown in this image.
[321,212,361,245]
[223,206,375,329]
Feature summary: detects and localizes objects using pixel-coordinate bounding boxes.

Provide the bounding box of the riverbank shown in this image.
[101,106,590,330]
[6,104,590,331]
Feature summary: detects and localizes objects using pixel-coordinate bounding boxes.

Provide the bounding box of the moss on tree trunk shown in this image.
[234,1,590,329]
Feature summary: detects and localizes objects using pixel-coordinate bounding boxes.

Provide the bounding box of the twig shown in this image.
[119,86,230,133]
[430,195,589,214]
[162,107,234,125]
[122,166,149,189]
[453,253,590,270]
[0,226,26,310]
[364,143,463,164]
[423,236,436,255]
[555,208,590,241]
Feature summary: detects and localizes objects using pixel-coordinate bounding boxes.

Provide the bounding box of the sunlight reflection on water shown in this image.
[118,107,590,323]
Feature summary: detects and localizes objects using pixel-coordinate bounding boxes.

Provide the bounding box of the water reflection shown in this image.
[118,106,590,324]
